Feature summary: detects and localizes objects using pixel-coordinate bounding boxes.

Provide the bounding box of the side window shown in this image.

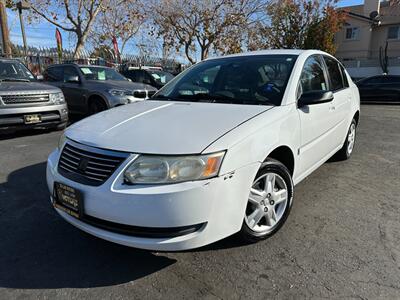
[126,70,138,81]
[299,56,328,94]
[363,77,383,85]
[324,56,344,91]
[63,66,79,82]
[339,64,349,88]
[44,67,63,82]
[387,76,400,83]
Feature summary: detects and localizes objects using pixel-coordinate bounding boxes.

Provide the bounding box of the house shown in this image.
[335,0,400,77]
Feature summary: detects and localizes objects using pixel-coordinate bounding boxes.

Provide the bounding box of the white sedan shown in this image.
[46,50,360,251]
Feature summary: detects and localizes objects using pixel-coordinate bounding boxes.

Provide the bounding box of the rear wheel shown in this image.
[239,159,294,242]
[335,119,357,160]
[88,99,108,115]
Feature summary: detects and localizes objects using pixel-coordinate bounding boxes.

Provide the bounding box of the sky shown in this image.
[7,0,365,54]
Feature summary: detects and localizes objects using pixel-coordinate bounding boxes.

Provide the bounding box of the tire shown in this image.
[334,119,357,161]
[88,99,108,115]
[238,159,294,243]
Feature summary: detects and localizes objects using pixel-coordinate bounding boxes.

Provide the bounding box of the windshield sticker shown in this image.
[98,70,106,80]
[81,68,92,74]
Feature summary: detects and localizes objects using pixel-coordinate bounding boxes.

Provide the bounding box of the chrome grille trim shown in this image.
[1,93,50,104]
[58,142,129,186]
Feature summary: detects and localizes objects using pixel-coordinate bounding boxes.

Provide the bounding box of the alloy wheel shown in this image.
[245,172,288,233]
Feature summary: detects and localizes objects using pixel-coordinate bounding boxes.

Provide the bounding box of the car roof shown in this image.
[47,63,111,69]
[204,49,329,61]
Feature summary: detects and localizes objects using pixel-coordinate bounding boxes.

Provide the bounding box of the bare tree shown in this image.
[92,0,145,55]
[29,0,105,58]
[150,0,265,64]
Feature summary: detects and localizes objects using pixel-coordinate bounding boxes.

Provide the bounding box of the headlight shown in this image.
[58,133,67,150]
[108,89,131,97]
[50,92,65,104]
[124,152,225,184]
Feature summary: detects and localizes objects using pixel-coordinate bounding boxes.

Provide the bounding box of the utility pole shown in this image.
[0,0,11,57]
[17,1,30,61]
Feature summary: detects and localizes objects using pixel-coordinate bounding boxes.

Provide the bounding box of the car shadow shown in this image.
[0,162,176,289]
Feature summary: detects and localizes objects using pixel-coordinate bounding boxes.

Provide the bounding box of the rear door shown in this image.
[297,55,338,174]
[323,56,352,146]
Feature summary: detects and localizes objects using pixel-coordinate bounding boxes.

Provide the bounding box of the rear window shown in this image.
[323,56,345,91]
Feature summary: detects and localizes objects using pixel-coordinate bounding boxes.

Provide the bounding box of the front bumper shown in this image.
[0,103,68,130]
[46,148,259,251]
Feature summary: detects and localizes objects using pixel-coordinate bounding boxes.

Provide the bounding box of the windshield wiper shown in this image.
[0,78,30,82]
[150,94,185,102]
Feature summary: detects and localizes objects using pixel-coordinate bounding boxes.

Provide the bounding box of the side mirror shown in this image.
[65,75,80,84]
[36,74,44,81]
[298,91,334,108]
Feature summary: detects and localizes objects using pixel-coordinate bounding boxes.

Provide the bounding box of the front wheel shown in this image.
[239,159,294,242]
[88,99,108,115]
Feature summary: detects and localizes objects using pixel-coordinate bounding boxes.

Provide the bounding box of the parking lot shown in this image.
[0,104,399,299]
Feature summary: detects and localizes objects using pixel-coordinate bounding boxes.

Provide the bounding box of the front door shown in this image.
[297,55,338,175]
[61,66,85,113]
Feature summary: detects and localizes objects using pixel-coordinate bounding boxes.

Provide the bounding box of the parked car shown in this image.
[47,50,360,251]
[43,64,157,115]
[356,75,400,104]
[0,58,68,132]
[120,66,174,89]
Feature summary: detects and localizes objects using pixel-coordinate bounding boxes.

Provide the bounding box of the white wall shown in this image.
[346,66,400,78]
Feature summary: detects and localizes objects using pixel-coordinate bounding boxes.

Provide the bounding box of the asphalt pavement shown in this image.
[0,105,399,299]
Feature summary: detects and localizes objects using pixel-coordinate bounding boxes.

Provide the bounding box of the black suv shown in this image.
[120,68,174,90]
[43,64,157,114]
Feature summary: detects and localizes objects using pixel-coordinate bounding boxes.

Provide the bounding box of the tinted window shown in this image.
[155,55,297,106]
[300,56,328,93]
[386,76,400,83]
[63,66,79,82]
[125,70,138,81]
[79,66,126,81]
[324,56,344,91]
[45,67,63,81]
[362,77,384,85]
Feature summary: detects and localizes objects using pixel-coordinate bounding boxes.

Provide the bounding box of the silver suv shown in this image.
[0,59,68,132]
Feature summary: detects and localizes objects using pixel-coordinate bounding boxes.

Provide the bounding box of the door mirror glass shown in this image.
[298,91,334,107]
[65,75,80,83]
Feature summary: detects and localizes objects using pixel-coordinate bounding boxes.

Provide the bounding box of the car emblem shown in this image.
[78,157,89,172]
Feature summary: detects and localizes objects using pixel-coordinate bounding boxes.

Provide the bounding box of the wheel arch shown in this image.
[353,110,360,126]
[265,145,295,176]
[87,93,109,110]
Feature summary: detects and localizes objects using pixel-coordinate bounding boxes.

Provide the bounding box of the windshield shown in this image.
[154,55,297,106]
[80,66,127,81]
[148,70,174,86]
[0,60,35,82]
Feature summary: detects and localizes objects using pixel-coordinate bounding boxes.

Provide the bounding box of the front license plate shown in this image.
[53,182,83,218]
[24,114,42,124]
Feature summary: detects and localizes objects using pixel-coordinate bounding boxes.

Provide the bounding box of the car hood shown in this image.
[0,81,60,93]
[66,100,272,154]
[86,80,157,91]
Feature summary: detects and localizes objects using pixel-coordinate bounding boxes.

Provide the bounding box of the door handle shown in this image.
[329,106,336,111]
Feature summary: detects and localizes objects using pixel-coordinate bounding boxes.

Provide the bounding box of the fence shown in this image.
[340,58,400,78]
[11,45,183,76]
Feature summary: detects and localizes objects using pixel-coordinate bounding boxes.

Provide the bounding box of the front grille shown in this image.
[58,143,128,186]
[148,91,156,98]
[133,91,147,98]
[1,93,50,104]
